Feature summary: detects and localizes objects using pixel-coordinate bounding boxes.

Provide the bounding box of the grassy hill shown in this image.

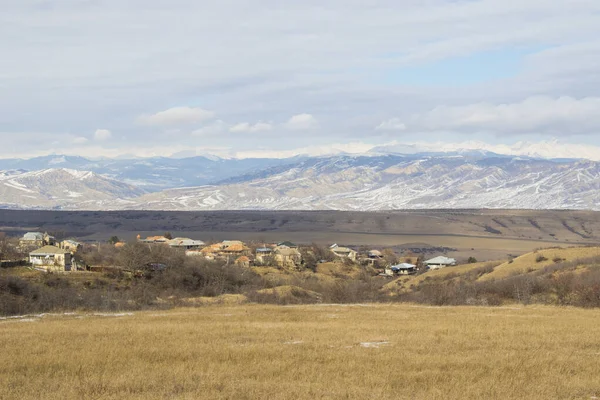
[478,246,600,281]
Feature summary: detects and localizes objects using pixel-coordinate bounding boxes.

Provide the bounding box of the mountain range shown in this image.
[1,151,599,211]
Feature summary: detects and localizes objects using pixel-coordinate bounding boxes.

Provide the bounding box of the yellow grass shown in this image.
[2,304,600,399]
[316,261,365,278]
[479,246,600,281]
[384,261,503,292]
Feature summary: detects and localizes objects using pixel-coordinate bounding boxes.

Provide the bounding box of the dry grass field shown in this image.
[384,260,503,293]
[2,304,600,400]
[480,246,600,281]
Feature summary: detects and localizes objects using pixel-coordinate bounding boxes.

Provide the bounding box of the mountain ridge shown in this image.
[1,154,599,211]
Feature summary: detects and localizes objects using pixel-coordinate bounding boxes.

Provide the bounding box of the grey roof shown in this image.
[22,232,44,241]
[277,241,297,248]
[30,246,70,255]
[168,238,205,247]
[391,263,417,269]
[425,256,456,265]
[332,247,355,254]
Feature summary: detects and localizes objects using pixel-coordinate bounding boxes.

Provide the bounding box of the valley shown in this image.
[1,209,599,261]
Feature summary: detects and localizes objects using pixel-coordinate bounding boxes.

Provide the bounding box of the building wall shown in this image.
[29,253,72,272]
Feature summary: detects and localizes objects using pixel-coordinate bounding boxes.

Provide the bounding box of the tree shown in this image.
[382,249,399,266]
[164,232,173,240]
[108,236,120,245]
[0,234,21,260]
[118,242,152,270]
[467,256,478,264]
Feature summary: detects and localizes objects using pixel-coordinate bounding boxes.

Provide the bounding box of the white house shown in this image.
[29,246,73,272]
[424,256,457,270]
[167,238,205,250]
[330,244,358,261]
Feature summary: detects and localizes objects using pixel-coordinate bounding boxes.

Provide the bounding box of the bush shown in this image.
[536,255,548,263]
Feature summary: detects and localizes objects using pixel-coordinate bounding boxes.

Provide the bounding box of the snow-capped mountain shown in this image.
[0,155,301,190]
[125,155,600,211]
[0,168,144,209]
[1,154,600,211]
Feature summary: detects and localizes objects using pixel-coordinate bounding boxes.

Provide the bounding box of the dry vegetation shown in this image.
[480,246,600,281]
[1,304,600,400]
[3,245,600,314]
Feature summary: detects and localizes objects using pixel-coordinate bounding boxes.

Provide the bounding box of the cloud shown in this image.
[73,136,89,144]
[396,96,600,135]
[191,120,228,136]
[232,142,377,159]
[230,122,273,133]
[138,107,215,126]
[2,2,600,156]
[284,114,318,130]
[94,129,112,141]
[376,118,407,131]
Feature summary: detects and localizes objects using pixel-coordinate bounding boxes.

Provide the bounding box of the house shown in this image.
[391,263,418,275]
[60,239,82,253]
[255,247,274,265]
[19,232,56,249]
[368,250,384,259]
[221,242,251,256]
[330,244,357,261]
[425,256,457,270]
[235,256,251,268]
[29,245,73,272]
[277,241,298,249]
[274,246,302,268]
[364,249,385,265]
[198,241,251,260]
[139,235,169,244]
[167,238,205,250]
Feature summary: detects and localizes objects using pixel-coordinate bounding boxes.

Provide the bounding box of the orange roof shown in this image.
[223,244,247,252]
[146,236,167,241]
[236,256,250,263]
[201,244,222,253]
[114,242,126,248]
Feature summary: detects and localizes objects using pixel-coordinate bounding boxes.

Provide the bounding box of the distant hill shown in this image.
[1,153,600,211]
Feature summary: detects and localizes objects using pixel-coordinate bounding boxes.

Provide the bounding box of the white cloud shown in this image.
[399,96,600,135]
[284,114,318,130]
[2,2,600,155]
[138,107,215,126]
[73,136,89,144]
[376,118,407,131]
[233,142,376,159]
[94,129,112,141]
[191,120,228,136]
[230,122,273,133]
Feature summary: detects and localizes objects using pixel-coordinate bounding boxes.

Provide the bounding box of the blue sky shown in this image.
[1,1,600,159]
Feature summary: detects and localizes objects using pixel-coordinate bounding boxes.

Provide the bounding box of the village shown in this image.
[0,231,459,277]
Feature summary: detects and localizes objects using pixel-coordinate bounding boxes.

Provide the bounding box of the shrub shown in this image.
[536,255,548,263]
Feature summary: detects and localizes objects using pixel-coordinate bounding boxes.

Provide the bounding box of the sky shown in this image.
[2,0,600,159]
